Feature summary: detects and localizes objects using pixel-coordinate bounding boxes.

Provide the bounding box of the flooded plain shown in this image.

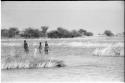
[1,37,124,82]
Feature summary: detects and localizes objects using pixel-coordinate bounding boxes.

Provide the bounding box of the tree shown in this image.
[1,29,9,37]
[22,28,40,38]
[33,29,41,37]
[71,30,81,37]
[57,27,66,37]
[48,30,60,38]
[57,27,72,38]
[48,27,73,38]
[85,32,93,36]
[104,30,114,36]
[78,29,87,36]
[8,27,19,38]
[41,26,48,37]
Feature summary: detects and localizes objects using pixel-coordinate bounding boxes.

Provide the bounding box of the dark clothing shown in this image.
[45,50,48,54]
[24,42,29,53]
[44,43,49,54]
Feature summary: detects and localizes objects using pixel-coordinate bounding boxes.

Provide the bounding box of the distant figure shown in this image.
[38,42,42,54]
[24,40,29,53]
[44,41,49,55]
[34,48,38,57]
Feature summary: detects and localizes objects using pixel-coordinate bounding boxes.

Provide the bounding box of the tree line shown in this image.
[1,26,117,38]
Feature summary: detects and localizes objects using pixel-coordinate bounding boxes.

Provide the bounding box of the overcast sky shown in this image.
[1,1,124,34]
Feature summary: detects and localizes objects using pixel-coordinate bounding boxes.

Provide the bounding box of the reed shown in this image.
[1,49,65,70]
[93,42,124,56]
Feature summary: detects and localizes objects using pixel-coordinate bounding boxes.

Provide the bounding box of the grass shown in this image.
[92,42,124,56]
[1,48,65,69]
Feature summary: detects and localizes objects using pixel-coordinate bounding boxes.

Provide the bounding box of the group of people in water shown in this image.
[24,40,49,55]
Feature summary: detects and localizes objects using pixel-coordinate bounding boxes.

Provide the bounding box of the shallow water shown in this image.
[2,55,124,82]
[1,38,124,82]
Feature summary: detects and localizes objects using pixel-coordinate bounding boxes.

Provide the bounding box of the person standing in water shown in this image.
[44,41,49,55]
[24,40,29,53]
[44,41,49,68]
[38,42,42,54]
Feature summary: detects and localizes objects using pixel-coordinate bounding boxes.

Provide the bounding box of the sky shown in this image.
[1,1,124,34]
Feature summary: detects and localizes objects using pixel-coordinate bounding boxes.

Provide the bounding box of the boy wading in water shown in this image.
[39,42,42,54]
[44,41,49,68]
[44,41,49,55]
[24,40,29,54]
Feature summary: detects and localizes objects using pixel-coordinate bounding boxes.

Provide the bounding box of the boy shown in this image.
[24,40,29,53]
[44,41,49,55]
[39,42,42,54]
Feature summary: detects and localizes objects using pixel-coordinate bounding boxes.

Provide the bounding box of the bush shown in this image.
[1,27,95,38]
[41,26,48,37]
[78,29,87,36]
[48,30,61,38]
[70,30,81,37]
[1,28,19,38]
[21,28,41,38]
[48,27,73,38]
[1,29,9,37]
[104,30,114,36]
[8,28,19,38]
[85,32,93,36]
[57,27,72,38]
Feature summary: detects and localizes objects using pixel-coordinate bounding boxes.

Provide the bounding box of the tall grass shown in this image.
[1,48,65,70]
[92,42,124,56]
